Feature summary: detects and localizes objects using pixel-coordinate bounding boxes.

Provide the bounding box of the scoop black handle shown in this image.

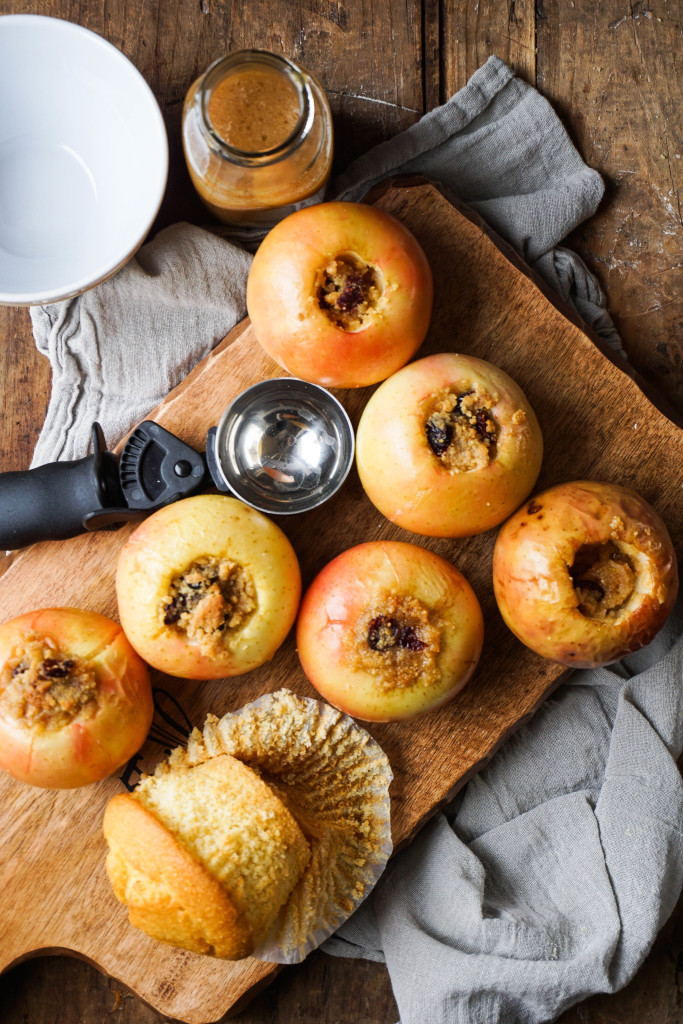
[0,424,129,551]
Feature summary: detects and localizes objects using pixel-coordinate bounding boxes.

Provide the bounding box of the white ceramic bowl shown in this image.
[0,15,168,305]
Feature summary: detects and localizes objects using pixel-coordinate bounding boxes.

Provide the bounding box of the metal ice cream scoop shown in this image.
[0,378,355,549]
[207,378,354,515]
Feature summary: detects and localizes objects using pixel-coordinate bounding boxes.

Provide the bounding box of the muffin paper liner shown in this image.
[183,688,393,964]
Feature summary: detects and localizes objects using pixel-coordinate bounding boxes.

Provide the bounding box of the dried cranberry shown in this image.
[426,418,454,456]
[336,274,365,312]
[163,597,185,625]
[397,627,427,651]
[368,617,427,652]
[368,616,399,650]
[454,390,475,414]
[40,659,74,679]
[475,408,496,445]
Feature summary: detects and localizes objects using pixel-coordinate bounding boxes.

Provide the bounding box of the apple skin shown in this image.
[116,495,302,680]
[492,480,679,668]
[246,201,433,389]
[0,608,153,789]
[296,541,484,721]
[355,353,543,538]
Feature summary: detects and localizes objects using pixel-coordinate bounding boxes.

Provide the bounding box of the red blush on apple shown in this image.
[246,201,433,389]
[297,540,484,722]
[0,607,153,789]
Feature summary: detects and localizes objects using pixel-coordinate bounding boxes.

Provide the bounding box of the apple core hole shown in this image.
[162,557,257,653]
[0,638,97,729]
[423,386,498,472]
[570,542,636,620]
[316,251,384,332]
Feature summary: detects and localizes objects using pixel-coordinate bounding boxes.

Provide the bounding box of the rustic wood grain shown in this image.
[537,0,683,412]
[0,950,400,1024]
[0,306,50,471]
[442,0,536,89]
[1,1,682,1021]
[0,181,681,1023]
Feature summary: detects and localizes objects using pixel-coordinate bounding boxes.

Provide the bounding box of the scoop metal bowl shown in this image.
[210,378,355,515]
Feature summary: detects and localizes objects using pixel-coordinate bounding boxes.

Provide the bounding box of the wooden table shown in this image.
[0,2,680,1022]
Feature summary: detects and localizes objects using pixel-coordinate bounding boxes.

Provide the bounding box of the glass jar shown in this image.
[182,50,333,229]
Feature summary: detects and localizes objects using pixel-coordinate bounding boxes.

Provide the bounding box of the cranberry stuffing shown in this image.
[40,658,75,679]
[475,408,496,445]
[397,626,427,651]
[163,595,186,625]
[367,616,427,652]
[426,419,454,456]
[368,616,400,650]
[576,579,605,600]
[336,274,365,312]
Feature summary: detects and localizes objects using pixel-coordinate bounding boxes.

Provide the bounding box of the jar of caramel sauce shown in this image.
[182,50,333,229]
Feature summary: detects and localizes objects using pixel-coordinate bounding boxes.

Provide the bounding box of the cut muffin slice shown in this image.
[103,752,310,959]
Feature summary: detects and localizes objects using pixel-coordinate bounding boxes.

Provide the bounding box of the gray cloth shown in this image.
[28,54,682,1024]
[323,602,683,1024]
[31,55,622,466]
[332,57,624,358]
[30,225,252,464]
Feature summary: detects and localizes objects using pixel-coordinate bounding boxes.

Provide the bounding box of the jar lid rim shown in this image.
[198,49,314,165]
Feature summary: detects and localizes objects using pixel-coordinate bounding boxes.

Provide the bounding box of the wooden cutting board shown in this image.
[0,181,681,1023]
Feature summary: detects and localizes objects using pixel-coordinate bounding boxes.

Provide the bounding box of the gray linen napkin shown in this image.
[30,226,253,464]
[27,54,682,1024]
[323,602,683,1024]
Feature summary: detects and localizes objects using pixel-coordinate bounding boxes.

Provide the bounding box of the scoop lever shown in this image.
[0,422,207,551]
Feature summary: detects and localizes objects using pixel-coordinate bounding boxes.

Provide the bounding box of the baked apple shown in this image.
[0,608,152,789]
[493,480,679,667]
[116,495,301,679]
[296,540,484,721]
[355,353,543,538]
[246,201,433,388]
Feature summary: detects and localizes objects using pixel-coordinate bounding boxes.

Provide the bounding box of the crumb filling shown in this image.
[0,635,97,730]
[422,386,498,473]
[316,252,383,331]
[346,591,441,692]
[162,558,257,655]
[570,542,636,620]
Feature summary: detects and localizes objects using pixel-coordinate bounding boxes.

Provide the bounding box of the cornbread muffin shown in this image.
[104,690,393,963]
[193,689,393,963]
[103,752,310,959]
